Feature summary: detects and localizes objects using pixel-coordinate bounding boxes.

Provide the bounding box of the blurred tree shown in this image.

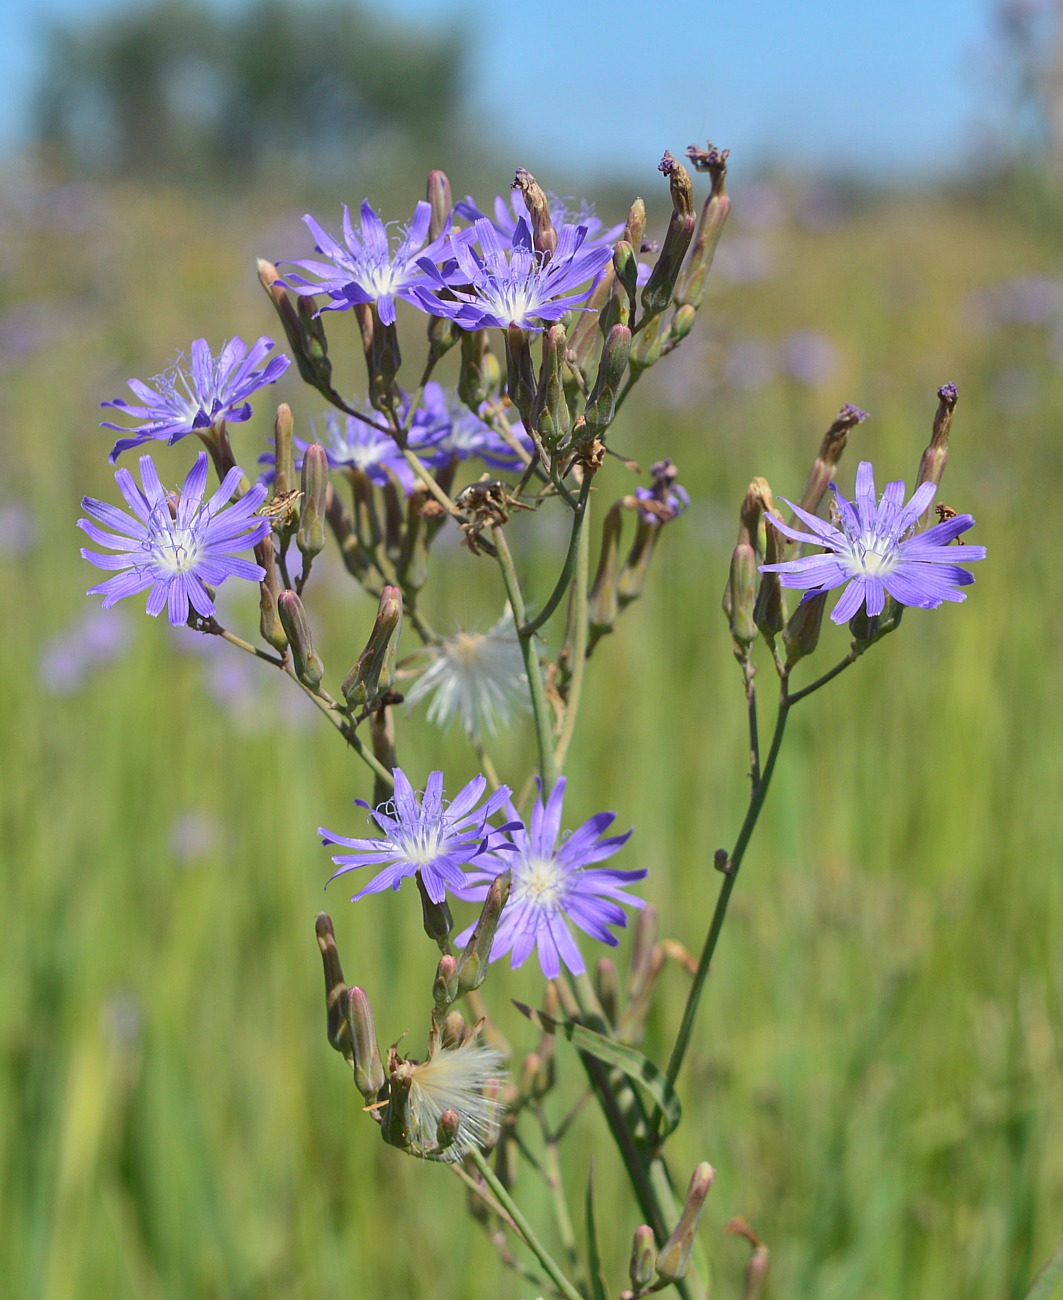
[33,0,468,183]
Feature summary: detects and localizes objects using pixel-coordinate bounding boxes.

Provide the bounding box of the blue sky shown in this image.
[0,0,1002,179]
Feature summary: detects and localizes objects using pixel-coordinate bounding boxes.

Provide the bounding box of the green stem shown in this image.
[553,496,591,773]
[787,651,857,705]
[468,1149,584,1300]
[523,474,592,637]
[492,526,559,791]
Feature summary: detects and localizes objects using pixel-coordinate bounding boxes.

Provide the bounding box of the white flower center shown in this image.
[515,854,566,910]
[148,510,202,574]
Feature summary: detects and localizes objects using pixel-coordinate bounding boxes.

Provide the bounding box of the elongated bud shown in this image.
[441,1010,467,1049]
[754,506,786,642]
[574,324,631,443]
[629,1224,657,1290]
[915,381,958,523]
[416,871,453,947]
[669,303,697,345]
[641,153,696,320]
[783,590,828,669]
[433,954,459,1009]
[533,323,571,447]
[567,264,616,374]
[297,293,331,377]
[346,985,385,1099]
[595,957,619,1028]
[629,312,663,377]
[273,403,296,500]
[457,870,511,994]
[341,585,403,710]
[656,1162,715,1283]
[435,1109,461,1154]
[629,903,659,997]
[298,443,328,561]
[513,167,556,258]
[625,197,647,254]
[278,590,324,688]
[504,324,537,428]
[458,329,490,409]
[727,543,758,649]
[588,501,623,638]
[426,169,452,241]
[727,1217,769,1300]
[258,258,332,390]
[255,536,287,650]
[382,1056,414,1152]
[369,313,402,414]
[315,913,350,1058]
[601,240,638,332]
[326,485,373,583]
[795,403,868,522]
[678,142,731,309]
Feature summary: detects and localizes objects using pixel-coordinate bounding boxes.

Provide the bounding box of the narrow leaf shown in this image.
[584,1165,611,1300]
[514,1002,682,1137]
[1025,1234,1063,1300]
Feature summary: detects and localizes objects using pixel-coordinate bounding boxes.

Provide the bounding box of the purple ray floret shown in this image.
[414,215,613,331]
[320,769,518,906]
[455,190,625,251]
[759,460,987,625]
[280,199,454,324]
[79,452,270,626]
[453,777,645,981]
[101,337,290,463]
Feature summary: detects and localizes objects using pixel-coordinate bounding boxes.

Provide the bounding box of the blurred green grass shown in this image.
[2,164,1061,1298]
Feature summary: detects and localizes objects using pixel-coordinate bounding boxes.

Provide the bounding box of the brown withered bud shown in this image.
[513,167,557,258]
[426,169,453,241]
[915,381,958,525]
[678,141,731,310]
[794,403,868,525]
[640,152,697,320]
[314,914,350,1058]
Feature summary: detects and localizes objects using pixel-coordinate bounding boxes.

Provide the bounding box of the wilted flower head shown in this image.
[101,337,290,462]
[388,1038,506,1161]
[414,217,613,331]
[760,460,987,624]
[320,768,517,905]
[455,777,645,980]
[280,200,454,325]
[405,609,528,737]
[635,458,690,524]
[79,452,269,625]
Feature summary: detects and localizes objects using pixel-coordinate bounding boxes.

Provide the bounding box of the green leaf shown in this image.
[584,1166,611,1300]
[514,1002,682,1137]
[1025,1234,1063,1300]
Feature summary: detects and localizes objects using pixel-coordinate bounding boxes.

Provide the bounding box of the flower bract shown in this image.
[321,768,517,905]
[101,337,290,462]
[759,460,987,624]
[454,777,645,980]
[79,452,270,625]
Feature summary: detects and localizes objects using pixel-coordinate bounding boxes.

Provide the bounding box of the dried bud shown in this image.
[795,403,868,522]
[656,1162,715,1283]
[629,1224,657,1290]
[346,985,385,1100]
[277,590,324,688]
[677,142,731,309]
[315,913,350,1057]
[588,501,623,637]
[640,153,697,319]
[457,870,512,995]
[513,167,557,258]
[297,443,329,562]
[341,585,403,710]
[915,381,958,523]
[426,169,452,241]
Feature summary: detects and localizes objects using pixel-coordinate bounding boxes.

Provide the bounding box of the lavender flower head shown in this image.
[308,411,416,490]
[455,190,624,252]
[79,452,270,625]
[760,460,987,624]
[101,337,290,463]
[321,768,517,905]
[281,200,454,325]
[454,778,645,981]
[408,384,532,470]
[635,459,690,524]
[415,216,613,331]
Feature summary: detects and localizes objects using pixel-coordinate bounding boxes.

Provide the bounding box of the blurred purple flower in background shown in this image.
[0,501,39,555]
[779,329,841,386]
[102,336,290,462]
[39,606,132,695]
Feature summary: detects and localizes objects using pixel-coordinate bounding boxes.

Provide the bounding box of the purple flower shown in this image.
[760,460,987,625]
[635,459,689,524]
[79,452,270,625]
[408,384,532,470]
[454,778,645,981]
[310,412,416,490]
[455,190,624,252]
[101,337,290,463]
[415,216,613,332]
[280,200,454,325]
[321,769,517,906]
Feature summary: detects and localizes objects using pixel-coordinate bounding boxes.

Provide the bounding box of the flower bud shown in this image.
[915,381,958,524]
[457,870,512,995]
[629,1224,657,1290]
[426,168,452,241]
[504,324,537,428]
[346,985,385,1100]
[277,590,324,688]
[656,1162,715,1283]
[567,266,616,375]
[441,1011,467,1049]
[513,167,557,258]
[795,403,868,522]
[727,543,758,649]
[273,403,296,501]
[258,258,324,388]
[458,329,490,409]
[783,590,828,669]
[315,913,350,1058]
[416,871,454,947]
[678,142,731,309]
[255,536,287,651]
[640,153,696,320]
[368,312,402,414]
[754,508,786,640]
[435,1108,461,1154]
[629,313,663,377]
[588,502,623,639]
[296,293,331,378]
[578,324,631,441]
[601,240,638,332]
[533,323,571,447]
[726,1216,769,1300]
[297,443,329,562]
[341,585,403,711]
[434,954,459,1009]
[625,197,647,256]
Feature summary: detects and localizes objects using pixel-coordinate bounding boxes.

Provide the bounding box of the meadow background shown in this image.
[2,1,1062,1296]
